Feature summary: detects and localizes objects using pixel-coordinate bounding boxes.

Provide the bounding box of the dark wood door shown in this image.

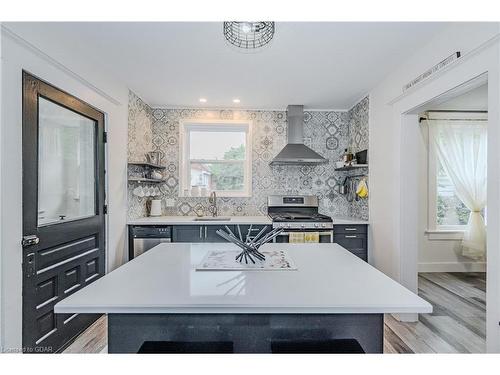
[22,72,106,353]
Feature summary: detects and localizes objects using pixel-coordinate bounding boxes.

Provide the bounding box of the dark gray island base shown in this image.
[108,313,383,353]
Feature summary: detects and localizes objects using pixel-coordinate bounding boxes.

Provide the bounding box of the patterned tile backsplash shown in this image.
[128,91,369,220]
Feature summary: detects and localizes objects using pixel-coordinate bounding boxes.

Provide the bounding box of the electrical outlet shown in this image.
[165,198,175,207]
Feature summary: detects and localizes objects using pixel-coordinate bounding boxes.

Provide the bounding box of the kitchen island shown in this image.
[55,243,431,353]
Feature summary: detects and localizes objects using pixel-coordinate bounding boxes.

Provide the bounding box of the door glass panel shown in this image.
[38,97,96,226]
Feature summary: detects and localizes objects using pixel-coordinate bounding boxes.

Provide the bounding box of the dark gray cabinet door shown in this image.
[334,225,367,234]
[172,225,236,242]
[333,224,368,261]
[204,225,235,242]
[333,233,367,261]
[237,225,272,242]
[172,225,204,242]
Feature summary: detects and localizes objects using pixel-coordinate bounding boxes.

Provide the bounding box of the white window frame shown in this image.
[178,119,253,198]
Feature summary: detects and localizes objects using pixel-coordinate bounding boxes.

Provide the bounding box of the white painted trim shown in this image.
[1,25,122,106]
[425,229,465,240]
[393,41,500,352]
[178,119,253,198]
[388,33,500,105]
[392,313,418,323]
[419,262,486,273]
[0,21,3,351]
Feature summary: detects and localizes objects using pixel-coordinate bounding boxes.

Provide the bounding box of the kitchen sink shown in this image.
[193,217,231,221]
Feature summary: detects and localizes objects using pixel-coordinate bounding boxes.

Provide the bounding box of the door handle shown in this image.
[345,235,357,238]
[345,228,357,231]
[22,235,39,247]
[205,226,208,239]
[199,226,203,239]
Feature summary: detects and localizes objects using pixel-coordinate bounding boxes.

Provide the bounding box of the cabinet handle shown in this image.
[199,226,203,239]
[205,226,208,239]
[345,228,357,231]
[345,235,357,238]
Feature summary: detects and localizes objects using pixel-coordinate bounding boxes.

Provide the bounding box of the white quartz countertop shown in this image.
[55,243,430,315]
[127,215,368,225]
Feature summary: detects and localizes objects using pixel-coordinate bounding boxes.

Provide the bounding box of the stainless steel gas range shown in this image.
[267,195,333,243]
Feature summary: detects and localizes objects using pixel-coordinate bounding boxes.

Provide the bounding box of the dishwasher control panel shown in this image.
[132,225,172,239]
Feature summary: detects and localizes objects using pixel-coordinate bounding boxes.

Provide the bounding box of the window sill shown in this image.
[425,229,465,240]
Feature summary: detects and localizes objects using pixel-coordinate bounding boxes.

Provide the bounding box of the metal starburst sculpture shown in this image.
[216,225,283,264]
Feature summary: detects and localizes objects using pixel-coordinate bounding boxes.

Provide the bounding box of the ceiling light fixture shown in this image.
[232,99,241,103]
[199,98,207,103]
[223,22,275,50]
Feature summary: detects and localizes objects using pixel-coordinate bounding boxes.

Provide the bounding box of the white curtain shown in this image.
[430,119,487,259]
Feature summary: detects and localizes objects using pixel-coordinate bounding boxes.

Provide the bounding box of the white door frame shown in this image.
[389,38,500,352]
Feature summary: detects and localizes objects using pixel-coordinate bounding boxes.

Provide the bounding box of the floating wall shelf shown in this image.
[128,162,166,170]
[128,177,166,184]
[334,164,369,171]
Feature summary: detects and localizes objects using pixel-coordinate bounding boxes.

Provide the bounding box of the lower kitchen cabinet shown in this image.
[236,225,272,241]
[172,225,235,243]
[204,225,235,242]
[172,224,273,243]
[172,225,205,242]
[333,225,368,262]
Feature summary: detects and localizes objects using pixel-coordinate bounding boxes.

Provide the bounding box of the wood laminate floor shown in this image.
[384,272,486,353]
[63,272,486,354]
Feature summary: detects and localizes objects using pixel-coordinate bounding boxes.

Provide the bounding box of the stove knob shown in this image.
[301,224,305,228]
[322,223,326,228]
[314,223,319,228]
[287,223,291,228]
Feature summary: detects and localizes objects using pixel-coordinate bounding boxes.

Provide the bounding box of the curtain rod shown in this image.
[420,110,488,122]
[426,110,487,113]
[419,117,487,123]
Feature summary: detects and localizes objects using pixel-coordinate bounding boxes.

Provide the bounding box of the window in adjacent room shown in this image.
[427,111,487,231]
[179,120,252,197]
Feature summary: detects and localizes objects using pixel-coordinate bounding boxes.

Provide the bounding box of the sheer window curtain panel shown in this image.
[429,117,487,259]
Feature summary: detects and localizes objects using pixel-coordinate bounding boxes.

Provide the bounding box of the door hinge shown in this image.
[103,205,108,214]
[103,131,108,143]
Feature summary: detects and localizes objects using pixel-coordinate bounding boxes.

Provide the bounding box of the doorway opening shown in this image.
[387,77,487,353]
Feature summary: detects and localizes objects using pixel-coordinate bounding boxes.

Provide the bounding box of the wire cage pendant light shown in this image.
[223,22,275,49]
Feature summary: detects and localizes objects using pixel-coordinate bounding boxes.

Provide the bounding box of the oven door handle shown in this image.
[277,232,333,236]
[274,231,334,243]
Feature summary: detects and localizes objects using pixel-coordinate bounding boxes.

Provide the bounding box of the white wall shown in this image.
[369,22,499,277]
[0,26,129,351]
[368,22,500,351]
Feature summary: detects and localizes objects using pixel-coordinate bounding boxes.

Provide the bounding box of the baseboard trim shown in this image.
[391,313,418,322]
[418,262,486,272]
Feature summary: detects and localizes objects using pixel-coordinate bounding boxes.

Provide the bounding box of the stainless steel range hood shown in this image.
[270,105,327,165]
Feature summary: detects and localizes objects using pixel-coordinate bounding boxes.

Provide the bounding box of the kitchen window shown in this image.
[179,120,252,197]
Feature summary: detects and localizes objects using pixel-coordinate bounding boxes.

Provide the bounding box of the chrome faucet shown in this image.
[208,191,218,217]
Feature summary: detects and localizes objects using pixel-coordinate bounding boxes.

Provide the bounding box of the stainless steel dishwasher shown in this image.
[129,226,172,260]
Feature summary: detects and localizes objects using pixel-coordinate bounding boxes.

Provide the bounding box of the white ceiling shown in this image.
[6,22,448,109]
